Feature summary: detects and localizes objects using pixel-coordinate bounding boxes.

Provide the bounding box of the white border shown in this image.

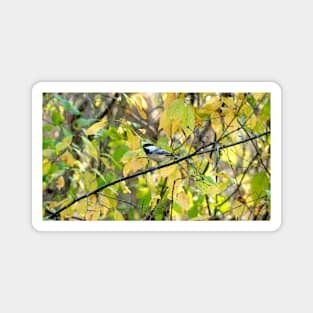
[32,82,281,231]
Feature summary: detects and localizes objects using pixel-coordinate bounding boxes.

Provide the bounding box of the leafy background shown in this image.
[43,92,271,221]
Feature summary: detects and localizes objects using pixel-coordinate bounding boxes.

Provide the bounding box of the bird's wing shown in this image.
[154,148,173,156]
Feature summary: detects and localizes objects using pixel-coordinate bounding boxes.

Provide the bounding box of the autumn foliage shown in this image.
[42,92,271,221]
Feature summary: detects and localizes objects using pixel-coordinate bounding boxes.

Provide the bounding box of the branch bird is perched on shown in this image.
[143,143,178,162]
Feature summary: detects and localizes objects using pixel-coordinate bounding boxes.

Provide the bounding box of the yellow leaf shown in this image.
[73,170,81,182]
[85,203,100,221]
[56,176,65,190]
[146,172,157,192]
[85,196,100,221]
[165,165,182,200]
[57,198,86,220]
[61,151,75,167]
[120,181,131,194]
[43,159,51,175]
[85,210,100,221]
[247,114,257,129]
[232,204,245,220]
[221,96,235,108]
[63,136,73,145]
[159,165,176,179]
[198,96,221,115]
[252,93,265,101]
[163,93,177,109]
[159,99,195,138]
[133,95,148,119]
[100,206,109,218]
[121,150,136,163]
[86,117,107,136]
[98,194,111,208]
[207,181,229,195]
[87,194,97,205]
[135,104,147,119]
[56,136,72,154]
[211,115,223,137]
[73,199,88,219]
[49,201,59,209]
[222,148,237,165]
[98,187,119,209]
[83,172,97,191]
[94,95,103,107]
[123,157,147,176]
[82,137,98,160]
[121,149,147,176]
[159,103,181,137]
[150,195,161,208]
[126,129,141,150]
[223,106,237,131]
[177,191,190,212]
[113,210,124,220]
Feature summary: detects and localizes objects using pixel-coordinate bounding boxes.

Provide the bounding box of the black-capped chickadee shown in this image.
[143,143,178,162]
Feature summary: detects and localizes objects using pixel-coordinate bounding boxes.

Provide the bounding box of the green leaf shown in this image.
[136,187,151,208]
[265,189,271,199]
[68,186,78,199]
[253,120,266,134]
[46,163,58,176]
[76,118,98,127]
[43,124,53,132]
[183,104,195,132]
[157,137,170,150]
[154,213,164,220]
[167,99,195,133]
[136,187,149,199]
[246,94,256,107]
[108,139,125,148]
[62,127,72,137]
[192,195,205,208]
[43,137,55,149]
[57,161,67,170]
[217,196,230,213]
[96,176,106,186]
[251,172,270,198]
[55,142,67,154]
[55,95,81,115]
[203,175,216,185]
[92,168,106,183]
[188,207,198,218]
[55,136,72,155]
[262,93,270,106]
[112,146,129,162]
[172,200,182,213]
[106,127,120,140]
[160,99,195,138]
[52,110,64,126]
[112,210,124,220]
[260,100,270,123]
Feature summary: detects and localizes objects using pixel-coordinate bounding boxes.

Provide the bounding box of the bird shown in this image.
[143,143,178,162]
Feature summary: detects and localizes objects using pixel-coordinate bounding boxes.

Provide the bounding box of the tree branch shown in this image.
[47,131,270,219]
